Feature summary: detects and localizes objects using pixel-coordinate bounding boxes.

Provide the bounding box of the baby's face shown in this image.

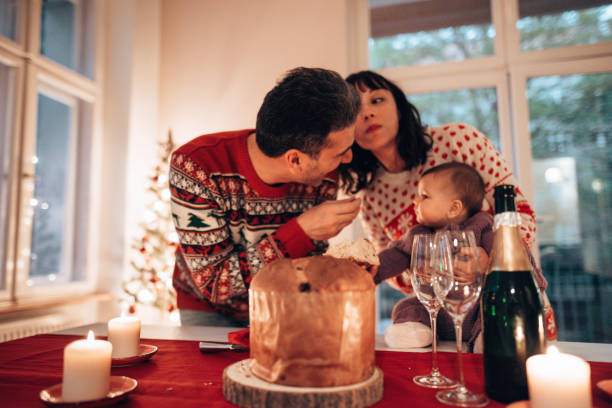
[413,173,456,229]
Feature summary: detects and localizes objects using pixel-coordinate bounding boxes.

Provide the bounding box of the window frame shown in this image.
[0,0,104,309]
[0,48,24,304]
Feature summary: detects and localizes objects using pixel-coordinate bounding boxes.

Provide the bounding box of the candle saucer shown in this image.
[597,379,612,400]
[39,375,137,407]
[111,344,158,367]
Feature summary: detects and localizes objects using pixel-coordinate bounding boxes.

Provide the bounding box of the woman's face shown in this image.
[354,87,399,154]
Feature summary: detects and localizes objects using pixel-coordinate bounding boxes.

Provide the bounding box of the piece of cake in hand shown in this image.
[249,256,376,387]
[325,238,380,276]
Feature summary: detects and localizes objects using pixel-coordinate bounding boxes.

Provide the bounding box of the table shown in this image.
[56,323,612,363]
[0,324,610,407]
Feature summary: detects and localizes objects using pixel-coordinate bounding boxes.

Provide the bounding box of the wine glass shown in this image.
[405,234,456,389]
[433,230,489,407]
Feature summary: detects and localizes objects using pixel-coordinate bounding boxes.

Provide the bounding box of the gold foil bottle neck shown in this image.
[489,212,532,271]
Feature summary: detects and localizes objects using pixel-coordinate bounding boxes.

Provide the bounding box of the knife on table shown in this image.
[198,341,248,353]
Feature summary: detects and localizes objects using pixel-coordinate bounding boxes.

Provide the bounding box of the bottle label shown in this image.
[493,212,522,230]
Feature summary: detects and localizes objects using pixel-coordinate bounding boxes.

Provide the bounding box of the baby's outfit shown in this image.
[376,212,548,351]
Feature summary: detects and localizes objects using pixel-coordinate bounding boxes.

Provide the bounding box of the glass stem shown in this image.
[454,318,466,389]
[429,308,440,375]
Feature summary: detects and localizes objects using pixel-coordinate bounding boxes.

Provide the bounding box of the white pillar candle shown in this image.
[526,345,592,408]
[62,330,112,402]
[107,314,141,358]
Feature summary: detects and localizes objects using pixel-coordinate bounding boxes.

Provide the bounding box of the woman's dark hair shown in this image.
[256,67,361,158]
[339,70,432,193]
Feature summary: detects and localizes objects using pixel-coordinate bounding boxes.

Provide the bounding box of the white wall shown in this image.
[123,0,162,295]
[159,0,354,145]
[101,0,161,296]
[101,0,364,298]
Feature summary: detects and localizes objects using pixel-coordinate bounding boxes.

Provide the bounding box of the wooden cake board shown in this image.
[223,359,383,408]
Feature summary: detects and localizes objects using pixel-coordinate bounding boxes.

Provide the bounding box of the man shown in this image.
[169,67,362,326]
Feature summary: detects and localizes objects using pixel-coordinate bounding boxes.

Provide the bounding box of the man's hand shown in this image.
[297,197,361,241]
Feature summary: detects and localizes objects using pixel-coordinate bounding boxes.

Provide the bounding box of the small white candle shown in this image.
[108,314,141,358]
[526,346,592,408]
[62,330,112,402]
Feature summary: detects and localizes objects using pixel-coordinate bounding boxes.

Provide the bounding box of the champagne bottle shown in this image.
[481,185,546,403]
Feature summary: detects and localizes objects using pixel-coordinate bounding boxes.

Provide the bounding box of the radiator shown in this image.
[0,302,102,343]
[0,314,84,342]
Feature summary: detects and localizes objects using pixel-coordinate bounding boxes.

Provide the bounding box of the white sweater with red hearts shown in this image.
[357,122,536,253]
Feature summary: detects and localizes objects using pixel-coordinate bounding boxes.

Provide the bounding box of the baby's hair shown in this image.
[422,162,485,217]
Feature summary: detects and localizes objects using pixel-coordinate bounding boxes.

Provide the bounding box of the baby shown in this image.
[375,162,494,351]
[375,162,547,351]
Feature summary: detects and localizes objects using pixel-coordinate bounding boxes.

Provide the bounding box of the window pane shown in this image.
[518,2,612,51]
[29,93,73,284]
[40,0,95,78]
[41,0,75,70]
[0,63,16,290]
[408,87,501,150]
[378,284,403,334]
[528,72,612,343]
[369,0,494,69]
[0,0,19,41]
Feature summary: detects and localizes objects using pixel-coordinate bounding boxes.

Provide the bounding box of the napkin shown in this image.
[227,328,250,347]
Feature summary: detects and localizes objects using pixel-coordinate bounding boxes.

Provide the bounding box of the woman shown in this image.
[339,70,557,342]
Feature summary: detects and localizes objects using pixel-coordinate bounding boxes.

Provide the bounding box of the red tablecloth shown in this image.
[0,334,610,407]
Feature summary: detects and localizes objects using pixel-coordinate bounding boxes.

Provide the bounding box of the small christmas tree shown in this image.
[122,130,178,316]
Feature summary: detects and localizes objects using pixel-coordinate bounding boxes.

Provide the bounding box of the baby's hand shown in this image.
[477,247,489,273]
[352,259,378,277]
[367,264,379,278]
[453,247,485,283]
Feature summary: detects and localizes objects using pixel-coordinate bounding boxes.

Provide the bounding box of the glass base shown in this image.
[435,387,489,407]
[413,373,456,389]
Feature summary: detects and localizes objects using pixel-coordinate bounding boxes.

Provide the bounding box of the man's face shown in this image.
[298,124,355,186]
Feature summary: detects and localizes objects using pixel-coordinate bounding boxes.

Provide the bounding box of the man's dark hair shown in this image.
[256,67,361,158]
[339,70,432,193]
[423,162,485,217]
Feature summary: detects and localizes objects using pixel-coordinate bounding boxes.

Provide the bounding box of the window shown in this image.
[41,0,77,70]
[369,0,494,68]
[27,89,92,286]
[40,0,95,78]
[518,1,612,51]
[362,0,612,342]
[0,0,100,308]
[409,87,500,150]
[0,0,19,42]
[527,72,611,342]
